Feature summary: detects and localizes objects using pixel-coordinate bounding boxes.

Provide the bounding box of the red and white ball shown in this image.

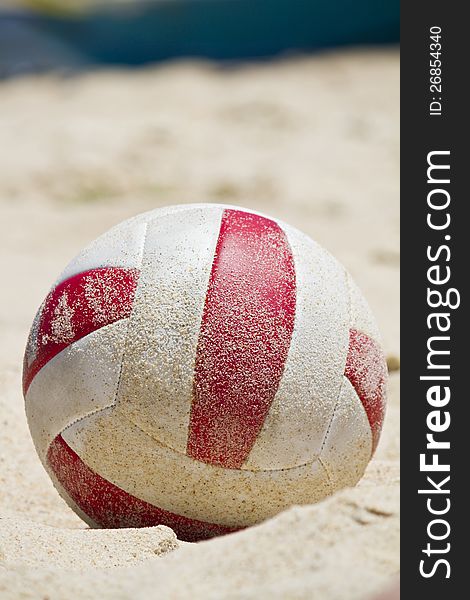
[23,204,387,541]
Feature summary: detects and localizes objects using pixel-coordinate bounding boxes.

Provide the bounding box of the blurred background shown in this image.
[1,0,398,75]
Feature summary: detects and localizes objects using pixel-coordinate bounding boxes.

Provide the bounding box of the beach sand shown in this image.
[0,48,399,599]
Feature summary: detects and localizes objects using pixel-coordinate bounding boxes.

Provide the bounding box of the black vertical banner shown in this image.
[401,2,466,596]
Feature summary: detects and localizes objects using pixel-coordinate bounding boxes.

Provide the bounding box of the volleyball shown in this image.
[23,203,387,541]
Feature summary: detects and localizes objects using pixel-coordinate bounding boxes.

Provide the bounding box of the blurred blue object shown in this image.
[0,15,86,77]
[1,0,399,76]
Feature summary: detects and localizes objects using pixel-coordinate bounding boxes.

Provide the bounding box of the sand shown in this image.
[0,48,399,599]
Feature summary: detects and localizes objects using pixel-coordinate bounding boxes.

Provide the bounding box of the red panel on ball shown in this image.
[23,267,139,395]
[187,209,296,469]
[345,328,387,454]
[47,434,240,542]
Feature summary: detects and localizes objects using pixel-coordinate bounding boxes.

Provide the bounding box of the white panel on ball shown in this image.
[319,376,372,491]
[25,320,129,461]
[115,205,223,454]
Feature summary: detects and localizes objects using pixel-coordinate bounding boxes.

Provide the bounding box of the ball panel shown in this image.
[115,206,223,454]
[47,434,239,542]
[25,320,129,461]
[50,473,103,530]
[187,209,296,469]
[345,329,387,454]
[243,225,349,471]
[57,219,147,286]
[319,376,372,491]
[59,407,332,528]
[23,267,139,395]
[55,204,227,289]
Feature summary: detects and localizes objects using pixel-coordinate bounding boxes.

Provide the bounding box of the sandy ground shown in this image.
[0,48,399,599]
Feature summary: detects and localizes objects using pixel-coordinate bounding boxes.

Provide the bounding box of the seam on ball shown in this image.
[319,382,342,457]
[318,267,352,459]
[317,456,334,495]
[113,220,149,410]
[48,404,116,459]
[122,411,324,474]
